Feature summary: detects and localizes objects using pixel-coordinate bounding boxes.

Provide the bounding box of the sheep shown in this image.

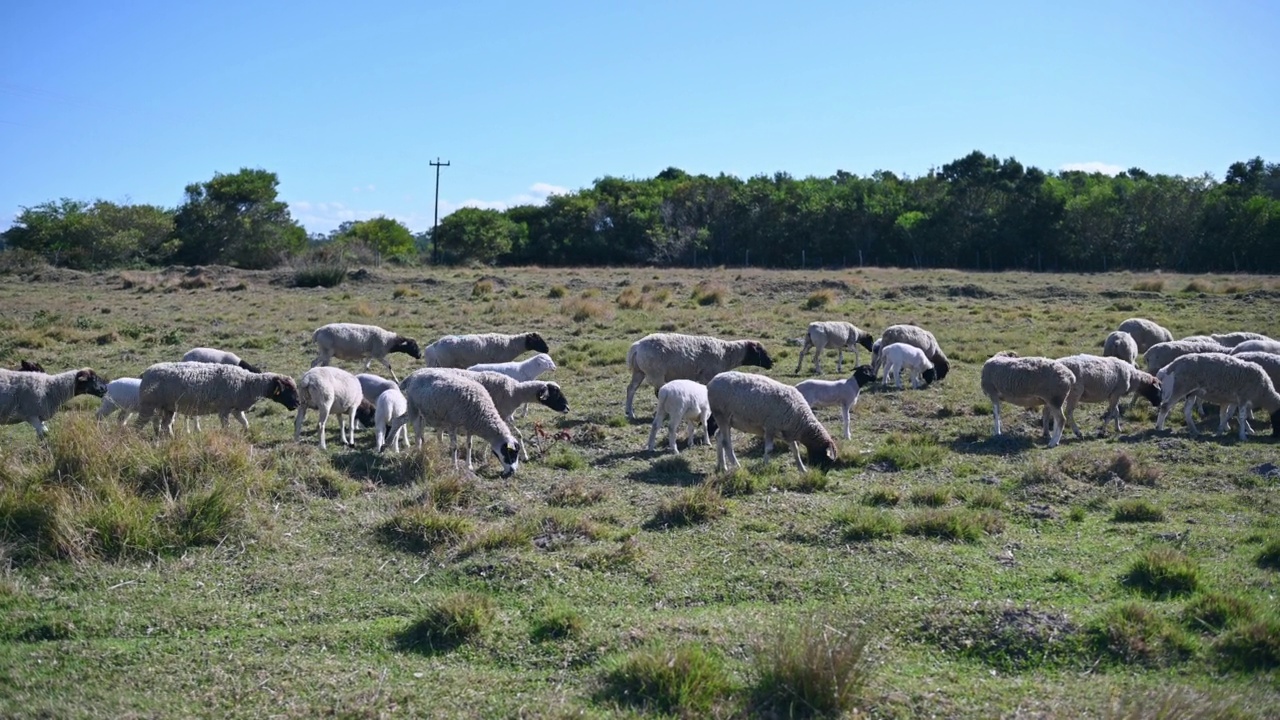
[182,347,262,374]
[420,332,550,369]
[647,379,718,453]
[624,332,774,419]
[135,362,299,437]
[707,371,837,473]
[356,372,399,406]
[1154,353,1280,441]
[794,321,874,375]
[311,322,422,382]
[294,366,377,450]
[1221,351,1280,435]
[14,360,45,373]
[878,342,937,390]
[1143,339,1230,374]
[1211,331,1273,348]
[96,377,141,425]
[1051,354,1162,436]
[390,369,521,477]
[0,367,109,438]
[872,324,950,382]
[794,365,877,440]
[1102,331,1139,365]
[1117,318,1173,354]
[1230,339,1280,356]
[467,352,557,417]
[374,388,410,453]
[980,353,1075,447]
[448,369,570,461]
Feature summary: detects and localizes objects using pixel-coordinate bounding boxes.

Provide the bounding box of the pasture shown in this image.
[1,264,1278,718]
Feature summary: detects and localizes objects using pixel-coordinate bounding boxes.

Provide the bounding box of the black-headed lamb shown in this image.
[794,321,874,375]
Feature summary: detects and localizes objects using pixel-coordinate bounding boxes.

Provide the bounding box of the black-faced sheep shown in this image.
[421,332,550,369]
[0,367,109,438]
[311,323,422,382]
[794,321,874,375]
[707,371,837,473]
[625,332,773,419]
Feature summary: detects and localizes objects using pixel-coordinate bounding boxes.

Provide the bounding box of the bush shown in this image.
[1214,617,1280,670]
[690,281,727,306]
[600,643,732,716]
[909,485,951,507]
[1132,279,1165,292]
[396,592,495,654]
[749,619,874,718]
[293,262,347,288]
[861,487,902,507]
[545,480,606,507]
[804,289,837,310]
[1123,547,1200,598]
[832,505,902,541]
[546,447,587,471]
[904,508,1002,542]
[378,507,474,553]
[1182,593,1256,633]
[530,604,584,642]
[871,432,945,470]
[547,284,568,298]
[648,485,726,528]
[1089,602,1196,667]
[1257,536,1280,570]
[1112,498,1165,523]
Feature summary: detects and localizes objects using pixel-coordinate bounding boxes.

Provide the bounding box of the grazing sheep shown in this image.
[391,369,522,477]
[421,332,550,369]
[135,362,299,437]
[182,347,262,374]
[872,324,950,382]
[624,333,774,419]
[14,360,45,373]
[1102,331,1139,366]
[0,367,109,438]
[1221,351,1280,434]
[1230,339,1280,356]
[980,354,1075,447]
[647,379,718,454]
[707,371,837,473]
[96,377,141,425]
[1143,339,1230,374]
[356,372,399,406]
[794,321,874,375]
[374,388,410,453]
[795,365,877,440]
[1117,318,1174,354]
[1211,331,1273,348]
[311,322,422,382]
[467,352,557,417]
[1155,353,1280,441]
[1051,354,1162,436]
[450,369,570,461]
[294,366,377,450]
[878,342,938,390]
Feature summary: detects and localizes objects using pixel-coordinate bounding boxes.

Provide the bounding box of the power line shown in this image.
[430,157,450,264]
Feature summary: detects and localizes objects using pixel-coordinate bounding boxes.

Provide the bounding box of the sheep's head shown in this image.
[921,367,938,386]
[495,441,521,478]
[530,353,556,375]
[238,358,263,374]
[1137,376,1162,408]
[525,332,550,354]
[744,341,774,370]
[933,356,951,381]
[852,365,876,388]
[537,383,570,413]
[74,369,109,397]
[17,360,45,373]
[268,375,301,411]
[391,336,423,360]
[805,437,838,470]
[705,415,719,440]
[857,332,874,352]
[355,399,378,429]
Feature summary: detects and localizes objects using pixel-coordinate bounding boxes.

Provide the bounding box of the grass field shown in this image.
[1,263,1278,718]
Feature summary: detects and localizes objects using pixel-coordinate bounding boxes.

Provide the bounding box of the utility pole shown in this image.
[430,157,450,264]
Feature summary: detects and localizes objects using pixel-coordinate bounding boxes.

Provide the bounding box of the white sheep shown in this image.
[1211,331,1273,348]
[624,333,774,419]
[294,366,376,450]
[794,365,877,440]
[878,342,937,390]
[647,379,717,453]
[1143,339,1230,374]
[135,362,299,436]
[980,353,1075,448]
[0,367,109,438]
[872,324,950,382]
[467,352,556,417]
[707,371,838,473]
[182,347,262,374]
[794,321,874,374]
[1155,353,1280,441]
[1102,330,1139,365]
[449,369,570,461]
[375,388,410,453]
[390,369,522,476]
[356,372,399,406]
[1051,354,1163,436]
[96,377,141,425]
[311,323,423,382]
[1221,351,1280,434]
[1230,339,1280,356]
[1117,318,1173,354]
[421,332,550,369]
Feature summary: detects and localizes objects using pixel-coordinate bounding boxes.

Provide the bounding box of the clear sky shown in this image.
[2,1,1276,235]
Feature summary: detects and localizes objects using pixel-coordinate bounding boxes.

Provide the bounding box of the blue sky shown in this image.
[2,1,1276,235]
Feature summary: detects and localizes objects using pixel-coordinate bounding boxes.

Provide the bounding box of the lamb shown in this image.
[1102,331,1139,365]
[794,321,874,374]
[374,388,410,453]
[624,332,774,419]
[467,352,557,417]
[421,332,550,369]
[356,372,399,406]
[135,362,299,437]
[1230,339,1280,356]
[878,342,938,390]
[182,347,262,374]
[979,353,1075,448]
[390,369,522,477]
[0,367,109,438]
[1117,318,1174,354]
[294,366,377,450]
[311,322,422,382]
[1154,353,1280,441]
[96,377,141,425]
[872,324,950,382]
[1211,331,1273,348]
[707,371,838,473]
[647,379,718,453]
[1051,354,1162,436]
[1143,339,1230,374]
[448,369,570,461]
[794,365,877,440]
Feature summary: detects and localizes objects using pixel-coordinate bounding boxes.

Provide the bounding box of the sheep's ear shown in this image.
[538,386,550,401]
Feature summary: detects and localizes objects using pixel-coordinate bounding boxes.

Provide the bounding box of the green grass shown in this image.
[903,508,1003,542]
[749,619,875,718]
[832,505,902,541]
[1123,547,1201,599]
[1112,498,1165,523]
[396,591,496,654]
[600,643,732,715]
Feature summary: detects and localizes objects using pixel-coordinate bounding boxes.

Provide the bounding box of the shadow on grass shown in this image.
[948,433,1036,455]
[331,448,436,486]
[628,453,707,486]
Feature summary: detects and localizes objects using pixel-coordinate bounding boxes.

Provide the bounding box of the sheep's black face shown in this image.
[1271,410,1280,438]
[746,342,774,370]
[525,332,550,354]
[852,365,876,388]
[922,367,938,386]
[806,439,838,470]
[705,415,719,439]
[857,334,874,352]
[1138,380,1162,408]
[18,360,45,373]
[355,399,378,428]
[75,369,109,397]
[270,377,301,410]
[495,442,520,478]
[933,357,950,381]
[392,337,423,360]
[238,359,263,374]
[538,384,570,413]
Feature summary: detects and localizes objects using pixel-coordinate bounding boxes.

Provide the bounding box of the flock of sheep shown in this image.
[1,314,1278,477]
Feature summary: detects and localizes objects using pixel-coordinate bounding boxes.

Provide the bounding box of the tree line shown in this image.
[4,152,1278,272]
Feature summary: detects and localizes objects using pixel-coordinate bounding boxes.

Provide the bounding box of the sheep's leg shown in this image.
[723,425,739,470]
[991,398,1003,436]
[294,406,308,442]
[1063,394,1083,439]
[795,339,812,374]
[840,404,852,440]
[448,430,461,468]
[791,441,807,473]
[716,425,729,471]
[1156,402,1172,431]
[377,356,400,383]
[1046,403,1065,447]
[342,410,356,446]
[813,341,825,374]
[27,416,46,440]
[1237,404,1251,441]
[118,411,131,426]
[762,431,775,461]
[96,397,117,421]
[1104,398,1122,434]
[625,370,646,419]
[1182,400,1201,436]
[311,351,331,369]
[394,419,408,452]
[835,347,844,373]
[162,411,178,438]
[315,404,331,449]
[506,416,529,461]
[647,410,663,452]
[376,421,386,452]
